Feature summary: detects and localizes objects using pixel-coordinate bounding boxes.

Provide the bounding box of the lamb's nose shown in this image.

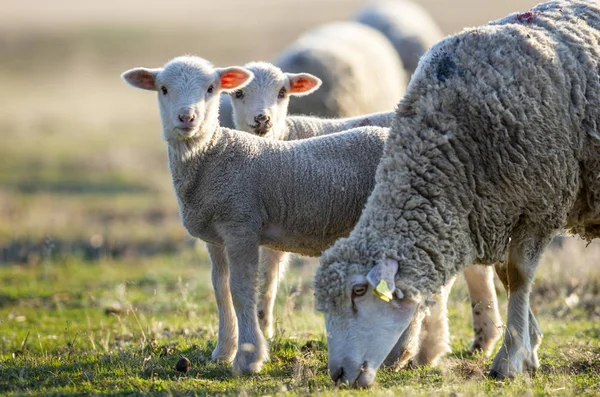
[178,112,195,123]
[254,114,270,124]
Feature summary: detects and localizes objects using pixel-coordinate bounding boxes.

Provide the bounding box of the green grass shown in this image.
[1,253,600,396]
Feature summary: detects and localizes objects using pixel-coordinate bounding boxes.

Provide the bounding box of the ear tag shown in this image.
[374,280,393,302]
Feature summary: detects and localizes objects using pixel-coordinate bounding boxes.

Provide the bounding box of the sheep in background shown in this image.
[121,55,391,374]
[354,0,444,75]
[226,60,503,361]
[274,21,407,118]
[315,0,600,386]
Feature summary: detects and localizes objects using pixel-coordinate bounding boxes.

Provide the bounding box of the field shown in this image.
[1,0,600,395]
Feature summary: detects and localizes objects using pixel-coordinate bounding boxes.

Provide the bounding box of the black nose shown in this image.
[179,113,195,123]
[330,367,344,384]
[254,114,270,124]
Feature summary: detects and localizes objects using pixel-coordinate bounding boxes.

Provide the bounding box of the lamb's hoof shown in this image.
[211,343,236,364]
[231,343,268,375]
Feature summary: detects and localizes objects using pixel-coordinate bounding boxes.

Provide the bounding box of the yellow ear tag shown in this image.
[374,280,393,302]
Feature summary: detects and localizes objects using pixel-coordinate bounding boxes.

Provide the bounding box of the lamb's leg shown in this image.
[464,264,502,355]
[258,248,290,339]
[207,243,238,363]
[413,276,456,366]
[489,230,553,379]
[225,236,268,374]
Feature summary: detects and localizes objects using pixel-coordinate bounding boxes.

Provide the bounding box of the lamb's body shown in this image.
[280,113,394,140]
[316,0,600,386]
[173,127,386,257]
[275,21,407,118]
[354,0,444,75]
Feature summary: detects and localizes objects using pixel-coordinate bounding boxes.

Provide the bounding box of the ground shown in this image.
[1,0,599,395]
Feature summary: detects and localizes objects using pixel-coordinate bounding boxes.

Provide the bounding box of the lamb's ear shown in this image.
[366,259,400,302]
[121,68,161,91]
[287,73,322,96]
[215,67,254,93]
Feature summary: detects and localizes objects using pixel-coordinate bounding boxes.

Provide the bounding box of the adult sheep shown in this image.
[315,0,600,387]
[354,0,444,75]
[226,60,503,362]
[274,21,407,118]
[121,55,392,375]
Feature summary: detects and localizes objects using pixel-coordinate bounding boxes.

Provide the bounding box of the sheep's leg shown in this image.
[207,243,238,363]
[225,236,268,374]
[464,264,502,355]
[258,248,290,339]
[413,276,456,366]
[489,230,553,379]
[494,262,542,367]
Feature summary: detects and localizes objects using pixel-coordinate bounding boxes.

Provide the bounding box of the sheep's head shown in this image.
[315,258,420,388]
[228,62,321,138]
[122,56,254,145]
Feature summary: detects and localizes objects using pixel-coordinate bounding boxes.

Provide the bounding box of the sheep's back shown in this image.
[275,21,407,118]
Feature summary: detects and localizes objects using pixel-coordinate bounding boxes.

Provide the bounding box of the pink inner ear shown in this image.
[139,73,156,90]
[290,78,316,93]
[220,71,249,89]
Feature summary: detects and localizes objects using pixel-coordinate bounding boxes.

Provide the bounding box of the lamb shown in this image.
[274,21,408,118]
[121,55,390,375]
[227,61,394,140]
[226,60,503,362]
[354,0,444,75]
[314,0,600,387]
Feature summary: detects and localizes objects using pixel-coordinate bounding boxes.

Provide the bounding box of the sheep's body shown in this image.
[225,60,502,363]
[275,21,407,118]
[354,0,444,75]
[316,0,600,386]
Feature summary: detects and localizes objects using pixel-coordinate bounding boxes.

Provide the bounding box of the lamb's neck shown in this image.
[167,127,223,200]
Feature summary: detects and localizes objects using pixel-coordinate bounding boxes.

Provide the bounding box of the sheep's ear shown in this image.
[287,73,322,96]
[366,259,400,302]
[215,67,254,93]
[121,68,161,91]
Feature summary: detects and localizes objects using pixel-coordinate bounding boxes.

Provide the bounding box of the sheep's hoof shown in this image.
[211,343,236,364]
[232,343,268,375]
[488,345,538,380]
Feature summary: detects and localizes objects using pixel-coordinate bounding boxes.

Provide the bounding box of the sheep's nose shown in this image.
[330,366,344,384]
[178,111,196,123]
[254,114,270,124]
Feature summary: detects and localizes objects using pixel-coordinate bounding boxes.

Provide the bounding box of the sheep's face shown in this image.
[229,62,321,138]
[319,259,419,388]
[122,56,254,143]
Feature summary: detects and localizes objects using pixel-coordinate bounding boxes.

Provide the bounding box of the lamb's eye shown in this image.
[160,86,168,95]
[234,90,244,99]
[278,87,286,99]
[207,85,214,94]
[352,284,368,297]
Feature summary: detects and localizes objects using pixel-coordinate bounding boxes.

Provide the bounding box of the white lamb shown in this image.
[121,55,390,375]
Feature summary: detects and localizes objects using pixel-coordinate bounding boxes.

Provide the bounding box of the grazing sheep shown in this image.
[227,60,502,361]
[274,21,408,118]
[121,55,389,375]
[315,0,600,387]
[229,61,395,139]
[354,0,444,75]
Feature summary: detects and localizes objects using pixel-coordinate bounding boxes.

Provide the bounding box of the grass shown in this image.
[1,8,600,396]
[1,250,600,396]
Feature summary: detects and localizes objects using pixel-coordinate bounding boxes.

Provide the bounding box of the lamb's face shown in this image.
[318,259,418,388]
[121,56,253,142]
[229,62,321,138]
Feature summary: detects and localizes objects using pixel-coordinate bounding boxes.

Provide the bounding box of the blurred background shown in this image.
[1,0,600,390]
